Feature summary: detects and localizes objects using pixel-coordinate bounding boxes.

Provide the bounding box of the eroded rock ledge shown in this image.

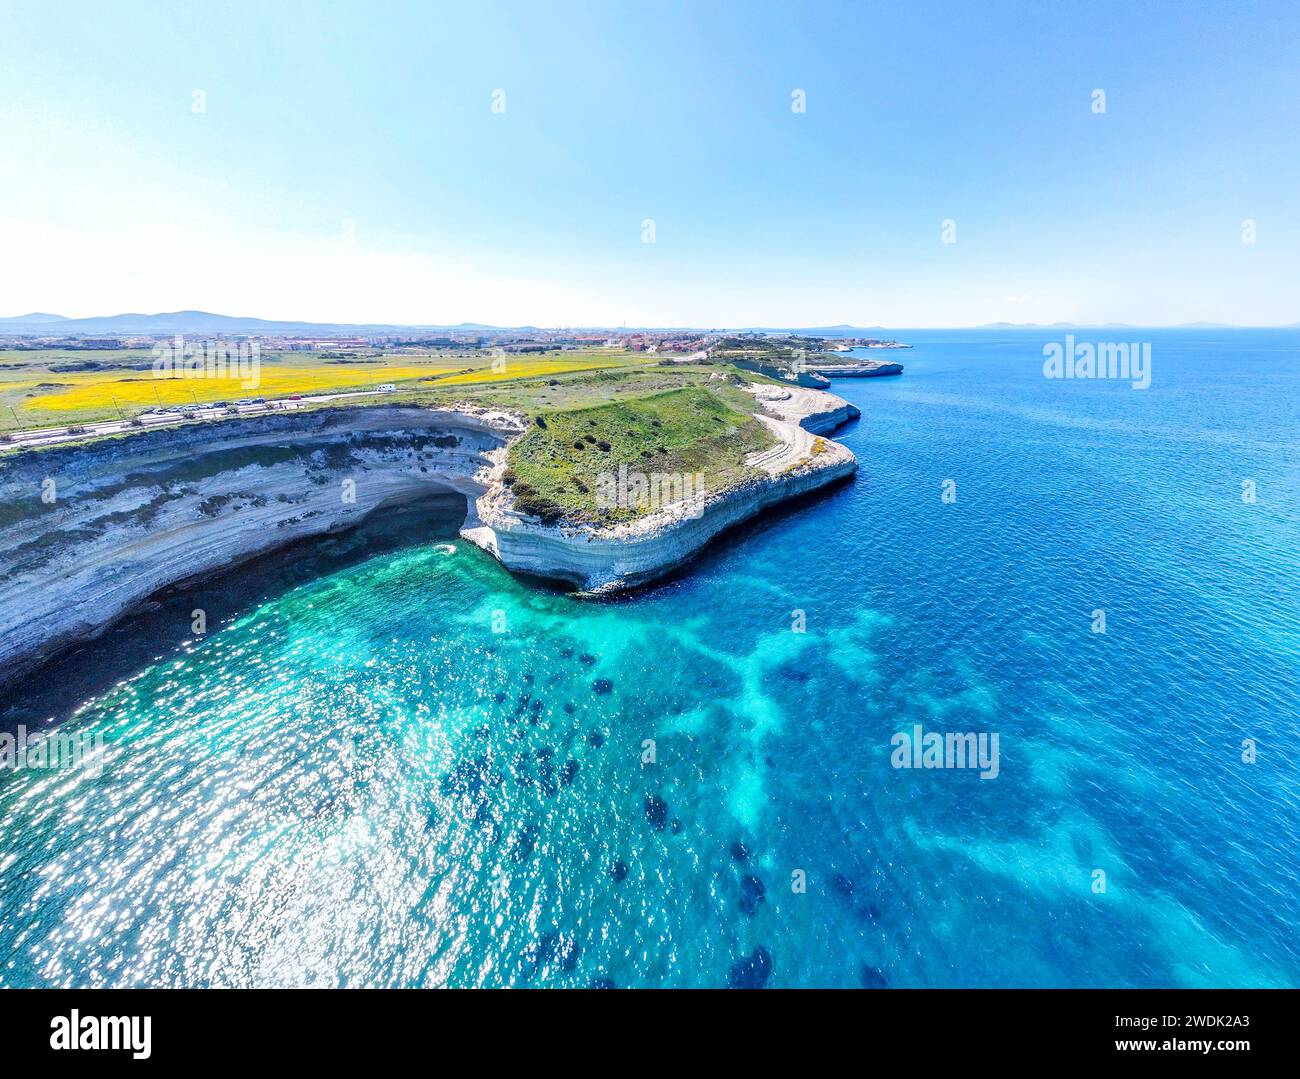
[0,385,858,688]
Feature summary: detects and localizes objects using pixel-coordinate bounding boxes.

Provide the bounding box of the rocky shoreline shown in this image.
[0,385,858,688]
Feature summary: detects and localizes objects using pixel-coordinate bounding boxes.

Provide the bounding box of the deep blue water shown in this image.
[2,328,1298,987]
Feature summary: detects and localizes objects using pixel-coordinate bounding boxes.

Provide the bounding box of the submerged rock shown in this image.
[523,931,581,976]
[555,934,580,971]
[730,840,751,863]
[859,964,889,989]
[644,795,668,830]
[609,860,629,882]
[727,946,773,989]
[439,755,500,798]
[739,873,766,916]
[591,678,614,695]
[535,749,557,794]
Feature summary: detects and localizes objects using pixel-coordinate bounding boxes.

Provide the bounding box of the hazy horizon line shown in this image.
[2,309,1297,333]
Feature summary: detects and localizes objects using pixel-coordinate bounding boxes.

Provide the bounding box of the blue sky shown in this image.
[1,0,1297,326]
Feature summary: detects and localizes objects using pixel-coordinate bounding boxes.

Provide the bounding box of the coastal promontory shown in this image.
[0,347,864,687]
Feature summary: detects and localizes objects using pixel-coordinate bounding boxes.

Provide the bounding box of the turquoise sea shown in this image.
[2,328,1298,988]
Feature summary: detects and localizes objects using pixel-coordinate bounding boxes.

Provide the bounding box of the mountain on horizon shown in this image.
[0,312,68,324]
[0,310,516,336]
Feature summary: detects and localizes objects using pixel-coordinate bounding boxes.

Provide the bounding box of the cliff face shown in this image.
[0,405,523,689]
[0,383,859,686]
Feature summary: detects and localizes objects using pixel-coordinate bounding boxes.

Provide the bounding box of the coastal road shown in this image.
[0,388,398,451]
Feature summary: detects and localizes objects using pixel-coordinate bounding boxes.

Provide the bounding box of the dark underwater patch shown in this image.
[727,946,773,989]
[644,795,668,830]
[860,964,889,989]
[739,873,766,916]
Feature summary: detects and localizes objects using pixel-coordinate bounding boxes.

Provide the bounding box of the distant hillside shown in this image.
[0,312,68,325]
[0,310,519,336]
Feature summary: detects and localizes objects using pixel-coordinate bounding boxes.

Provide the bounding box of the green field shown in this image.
[501,383,775,525]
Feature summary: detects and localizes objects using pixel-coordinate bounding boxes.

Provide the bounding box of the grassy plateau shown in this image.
[502,383,775,525]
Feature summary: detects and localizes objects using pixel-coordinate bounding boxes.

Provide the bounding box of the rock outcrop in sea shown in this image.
[809,358,904,377]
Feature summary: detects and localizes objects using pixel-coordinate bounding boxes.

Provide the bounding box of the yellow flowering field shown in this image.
[1,347,649,428]
[19,363,457,414]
